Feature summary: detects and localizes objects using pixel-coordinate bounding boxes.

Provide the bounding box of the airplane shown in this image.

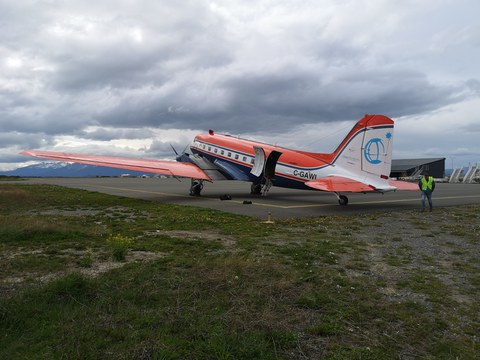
[20,114,418,205]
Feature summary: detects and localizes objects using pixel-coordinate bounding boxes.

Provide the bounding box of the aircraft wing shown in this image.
[20,150,212,180]
[305,176,375,192]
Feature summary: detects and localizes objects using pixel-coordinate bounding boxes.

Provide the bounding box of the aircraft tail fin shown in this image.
[331,114,394,180]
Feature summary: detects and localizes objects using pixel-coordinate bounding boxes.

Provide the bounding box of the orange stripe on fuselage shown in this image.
[193,133,331,169]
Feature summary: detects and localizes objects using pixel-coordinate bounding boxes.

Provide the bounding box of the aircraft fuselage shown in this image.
[190,133,330,190]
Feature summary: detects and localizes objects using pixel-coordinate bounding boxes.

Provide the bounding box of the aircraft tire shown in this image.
[251,183,262,195]
[190,180,203,196]
[338,195,348,206]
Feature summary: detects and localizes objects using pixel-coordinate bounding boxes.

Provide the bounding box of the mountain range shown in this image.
[0,161,150,177]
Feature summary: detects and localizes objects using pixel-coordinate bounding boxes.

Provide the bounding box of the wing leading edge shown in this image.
[20,150,211,180]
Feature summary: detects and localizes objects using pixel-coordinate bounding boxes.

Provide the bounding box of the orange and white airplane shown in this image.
[21,114,418,205]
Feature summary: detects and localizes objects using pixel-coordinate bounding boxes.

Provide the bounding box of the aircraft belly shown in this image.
[197,152,257,181]
[213,158,252,181]
[187,153,228,180]
[271,175,310,190]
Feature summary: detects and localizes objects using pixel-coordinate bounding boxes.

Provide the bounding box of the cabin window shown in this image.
[208,146,211,151]
[214,148,218,153]
[221,150,224,155]
[235,154,239,160]
[228,152,231,157]
[251,159,255,164]
[243,156,247,162]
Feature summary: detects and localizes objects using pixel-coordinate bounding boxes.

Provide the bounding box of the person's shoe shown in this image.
[429,208,432,212]
[421,208,425,212]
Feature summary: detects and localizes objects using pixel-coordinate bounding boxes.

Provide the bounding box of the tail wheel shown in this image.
[338,195,348,206]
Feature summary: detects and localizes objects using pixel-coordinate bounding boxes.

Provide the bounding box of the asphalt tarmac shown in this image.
[22,177,480,219]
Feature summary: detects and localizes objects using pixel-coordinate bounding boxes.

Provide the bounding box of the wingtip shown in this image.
[19,150,34,156]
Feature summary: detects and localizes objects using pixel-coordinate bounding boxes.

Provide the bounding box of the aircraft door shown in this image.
[250,146,266,177]
[264,151,282,179]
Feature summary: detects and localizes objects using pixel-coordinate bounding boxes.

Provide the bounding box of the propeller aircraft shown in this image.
[21,114,418,205]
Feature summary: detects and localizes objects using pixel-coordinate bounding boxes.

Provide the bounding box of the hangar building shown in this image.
[391,158,445,178]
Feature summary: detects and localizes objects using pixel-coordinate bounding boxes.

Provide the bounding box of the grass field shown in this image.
[1,183,479,359]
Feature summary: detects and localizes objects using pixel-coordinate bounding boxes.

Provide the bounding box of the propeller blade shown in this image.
[170,144,179,155]
[181,144,190,154]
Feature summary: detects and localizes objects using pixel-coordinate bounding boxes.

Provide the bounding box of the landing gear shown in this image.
[334,192,349,206]
[250,147,282,197]
[190,179,204,196]
[251,178,273,196]
[262,178,273,196]
[251,183,262,195]
[338,195,348,206]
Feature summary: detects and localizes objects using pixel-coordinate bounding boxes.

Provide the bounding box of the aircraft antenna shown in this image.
[304,122,353,149]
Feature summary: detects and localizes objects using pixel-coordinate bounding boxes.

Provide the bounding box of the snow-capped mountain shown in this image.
[0,161,147,177]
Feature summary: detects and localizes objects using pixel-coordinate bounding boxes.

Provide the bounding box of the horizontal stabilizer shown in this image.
[305,176,375,192]
[20,150,211,180]
[389,180,418,190]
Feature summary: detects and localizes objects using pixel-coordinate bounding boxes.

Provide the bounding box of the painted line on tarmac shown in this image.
[427,195,480,200]
[83,184,480,210]
[91,185,329,208]
[87,184,330,208]
[230,194,480,209]
[85,184,192,198]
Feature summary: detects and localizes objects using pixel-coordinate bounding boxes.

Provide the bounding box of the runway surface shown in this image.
[22,177,480,219]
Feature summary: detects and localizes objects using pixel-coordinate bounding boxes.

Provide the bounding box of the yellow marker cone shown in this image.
[265,212,274,224]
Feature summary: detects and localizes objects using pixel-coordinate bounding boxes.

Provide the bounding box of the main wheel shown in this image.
[190,180,203,196]
[338,195,348,206]
[250,183,262,195]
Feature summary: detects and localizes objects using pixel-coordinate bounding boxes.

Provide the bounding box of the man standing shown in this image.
[418,173,435,212]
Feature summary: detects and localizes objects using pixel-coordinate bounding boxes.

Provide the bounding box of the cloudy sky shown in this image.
[1,0,479,171]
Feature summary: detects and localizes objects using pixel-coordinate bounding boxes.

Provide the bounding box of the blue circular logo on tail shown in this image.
[364,138,385,164]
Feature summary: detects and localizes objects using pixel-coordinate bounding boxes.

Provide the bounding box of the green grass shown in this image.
[1,183,479,359]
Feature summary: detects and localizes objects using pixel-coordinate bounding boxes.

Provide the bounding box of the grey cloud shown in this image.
[146,138,192,158]
[1,1,479,169]
[0,152,33,164]
[0,132,52,149]
[77,127,155,141]
[34,3,232,92]
[0,102,95,135]
[92,63,474,136]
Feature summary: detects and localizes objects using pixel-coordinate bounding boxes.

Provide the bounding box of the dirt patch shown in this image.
[79,250,166,277]
[143,229,237,247]
[0,249,165,298]
[37,209,102,217]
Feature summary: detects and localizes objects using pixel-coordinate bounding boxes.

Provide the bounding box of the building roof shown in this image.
[391,158,445,171]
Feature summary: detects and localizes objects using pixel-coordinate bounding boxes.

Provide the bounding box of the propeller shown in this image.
[170,143,191,162]
[170,144,179,156]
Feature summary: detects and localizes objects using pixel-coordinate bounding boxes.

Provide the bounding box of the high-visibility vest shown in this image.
[421,176,434,191]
